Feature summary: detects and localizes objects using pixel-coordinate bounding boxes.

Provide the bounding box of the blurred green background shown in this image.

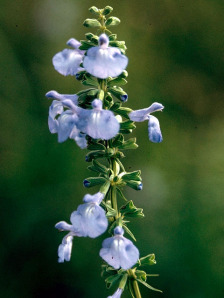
[1,0,224,297]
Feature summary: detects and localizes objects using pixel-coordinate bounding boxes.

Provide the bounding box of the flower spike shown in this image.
[47,6,164,296]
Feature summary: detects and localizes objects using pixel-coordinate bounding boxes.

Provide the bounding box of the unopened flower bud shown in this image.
[83,18,101,28]
[121,94,128,102]
[89,6,99,15]
[105,17,120,27]
[102,6,113,16]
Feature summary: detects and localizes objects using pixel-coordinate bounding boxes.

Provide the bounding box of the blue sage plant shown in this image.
[46,6,164,298]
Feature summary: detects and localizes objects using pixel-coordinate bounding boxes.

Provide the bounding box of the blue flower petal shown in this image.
[83,44,128,79]
[147,102,164,113]
[80,100,119,140]
[58,235,73,263]
[66,38,81,49]
[57,111,78,143]
[148,115,163,143]
[129,102,164,122]
[70,129,87,149]
[70,202,108,238]
[52,48,83,76]
[86,109,120,140]
[46,90,78,105]
[91,98,103,109]
[129,107,150,122]
[100,228,139,269]
[48,100,63,133]
[99,34,109,48]
[55,221,73,231]
[83,192,104,204]
[74,133,87,149]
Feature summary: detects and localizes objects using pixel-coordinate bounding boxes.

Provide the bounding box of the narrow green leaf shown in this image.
[108,221,117,234]
[128,280,135,298]
[116,188,127,201]
[137,279,162,293]
[123,224,136,241]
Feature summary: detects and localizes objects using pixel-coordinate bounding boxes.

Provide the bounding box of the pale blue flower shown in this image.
[52,38,84,76]
[70,192,108,238]
[108,288,123,298]
[57,234,73,263]
[57,110,79,143]
[48,99,63,133]
[46,91,87,148]
[55,192,108,239]
[83,34,128,79]
[81,99,120,140]
[65,98,120,140]
[46,90,78,135]
[129,102,164,143]
[99,226,139,270]
[47,92,119,143]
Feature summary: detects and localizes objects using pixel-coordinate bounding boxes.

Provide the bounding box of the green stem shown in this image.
[99,13,106,32]
[99,79,106,92]
[132,280,142,298]
[128,269,142,298]
[111,185,118,216]
[111,158,118,218]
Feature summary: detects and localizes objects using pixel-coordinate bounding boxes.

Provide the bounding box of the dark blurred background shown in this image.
[1,0,224,297]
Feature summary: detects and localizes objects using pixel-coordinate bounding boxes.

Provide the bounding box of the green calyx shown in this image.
[120,200,144,218]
